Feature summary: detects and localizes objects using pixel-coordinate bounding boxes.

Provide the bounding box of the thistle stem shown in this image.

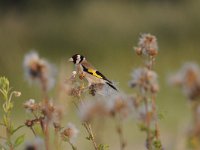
[78,96,98,150]
[44,123,50,150]
[83,122,98,150]
[115,117,126,150]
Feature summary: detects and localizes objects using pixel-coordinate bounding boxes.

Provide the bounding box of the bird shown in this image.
[69,54,118,91]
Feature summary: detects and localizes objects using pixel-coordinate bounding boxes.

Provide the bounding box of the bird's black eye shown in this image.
[71,54,84,64]
[72,54,78,64]
[80,55,84,63]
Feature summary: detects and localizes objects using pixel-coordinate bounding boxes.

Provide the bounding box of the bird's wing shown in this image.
[81,60,96,70]
[81,64,112,84]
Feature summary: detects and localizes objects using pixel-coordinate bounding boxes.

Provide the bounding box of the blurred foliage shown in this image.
[0,0,189,9]
[0,0,200,149]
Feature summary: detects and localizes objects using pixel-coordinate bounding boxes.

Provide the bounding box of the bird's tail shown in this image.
[106,82,118,91]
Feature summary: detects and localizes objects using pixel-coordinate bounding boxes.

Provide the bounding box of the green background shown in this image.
[0,0,200,149]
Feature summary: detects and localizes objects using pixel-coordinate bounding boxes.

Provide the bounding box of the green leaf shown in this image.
[71,145,77,150]
[98,144,109,150]
[137,123,148,132]
[10,123,14,134]
[86,135,92,141]
[8,103,13,111]
[14,135,25,148]
[153,140,162,150]
[158,112,165,120]
[3,103,8,113]
[3,115,8,127]
[0,77,9,90]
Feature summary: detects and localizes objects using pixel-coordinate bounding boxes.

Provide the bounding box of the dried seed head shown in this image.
[107,93,134,118]
[89,83,104,96]
[134,33,158,57]
[24,99,38,112]
[129,68,159,93]
[72,71,77,76]
[53,122,62,131]
[38,100,64,124]
[61,123,79,143]
[169,63,200,100]
[23,51,56,91]
[79,99,108,122]
[25,120,34,127]
[52,105,65,124]
[14,91,21,97]
[68,86,84,97]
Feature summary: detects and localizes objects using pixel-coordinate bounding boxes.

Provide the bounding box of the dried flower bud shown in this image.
[129,68,159,93]
[107,94,134,118]
[72,71,77,76]
[150,84,159,93]
[68,86,84,97]
[89,83,104,96]
[61,123,79,143]
[79,100,108,122]
[14,91,21,97]
[53,122,62,131]
[134,47,142,55]
[23,51,56,91]
[24,99,37,112]
[25,120,34,127]
[134,33,158,57]
[169,63,200,100]
[78,72,85,80]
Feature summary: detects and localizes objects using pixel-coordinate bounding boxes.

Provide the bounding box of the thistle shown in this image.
[131,33,163,150]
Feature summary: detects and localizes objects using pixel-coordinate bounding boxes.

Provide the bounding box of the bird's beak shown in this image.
[68,58,73,62]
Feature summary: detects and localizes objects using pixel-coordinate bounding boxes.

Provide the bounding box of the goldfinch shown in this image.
[69,54,118,91]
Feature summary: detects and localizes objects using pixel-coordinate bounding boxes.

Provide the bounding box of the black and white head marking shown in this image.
[71,54,85,64]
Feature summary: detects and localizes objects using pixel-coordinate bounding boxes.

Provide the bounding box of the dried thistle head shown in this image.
[52,105,65,125]
[25,120,34,127]
[13,91,21,97]
[23,51,56,91]
[129,68,159,93]
[24,99,38,112]
[67,85,85,97]
[79,99,108,122]
[39,100,64,124]
[134,33,158,57]
[24,98,64,125]
[64,70,87,98]
[61,123,79,143]
[89,83,104,96]
[169,63,200,100]
[107,93,134,118]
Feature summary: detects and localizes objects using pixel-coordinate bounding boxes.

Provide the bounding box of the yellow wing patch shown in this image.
[88,69,103,79]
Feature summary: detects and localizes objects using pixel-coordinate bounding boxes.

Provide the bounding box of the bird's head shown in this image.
[69,54,85,64]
